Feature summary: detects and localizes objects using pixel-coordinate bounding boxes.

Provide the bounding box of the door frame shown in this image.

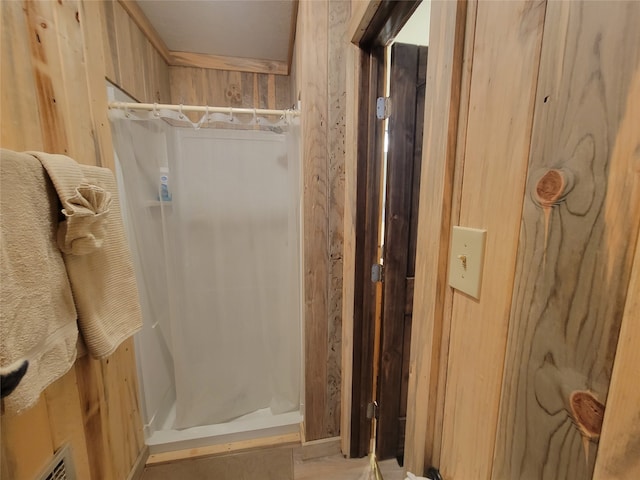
[340,0,470,474]
[342,0,422,459]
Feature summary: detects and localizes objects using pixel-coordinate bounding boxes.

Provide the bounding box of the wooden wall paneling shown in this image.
[113,1,143,101]
[145,39,159,102]
[267,74,276,109]
[117,0,171,64]
[43,369,92,480]
[99,0,120,86]
[256,73,270,109]
[0,398,56,480]
[155,48,172,104]
[594,218,640,478]
[299,0,330,442]
[493,2,640,478]
[0,0,44,151]
[242,72,258,108]
[75,339,144,480]
[326,0,349,438]
[206,69,242,107]
[403,0,466,474]
[275,74,292,110]
[108,339,145,479]
[24,0,71,156]
[169,66,206,122]
[79,0,115,169]
[128,14,150,101]
[438,1,546,478]
[591,47,640,480]
[1,1,152,478]
[53,0,103,164]
[427,0,477,468]
[75,357,116,480]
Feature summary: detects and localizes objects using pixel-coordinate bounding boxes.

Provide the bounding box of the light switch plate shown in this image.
[448,226,487,299]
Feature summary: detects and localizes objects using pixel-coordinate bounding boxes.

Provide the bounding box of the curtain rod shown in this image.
[108,101,299,117]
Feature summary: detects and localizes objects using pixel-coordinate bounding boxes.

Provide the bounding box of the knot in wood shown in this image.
[570,390,605,438]
[535,169,566,207]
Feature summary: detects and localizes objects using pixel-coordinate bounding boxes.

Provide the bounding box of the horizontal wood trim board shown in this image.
[146,432,302,466]
[170,51,289,75]
[117,0,171,63]
[349,0,383,46]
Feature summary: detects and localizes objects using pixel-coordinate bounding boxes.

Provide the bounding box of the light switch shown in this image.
[448,226,487,299]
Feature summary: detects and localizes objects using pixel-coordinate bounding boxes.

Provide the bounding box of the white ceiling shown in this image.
[136,0,296,62]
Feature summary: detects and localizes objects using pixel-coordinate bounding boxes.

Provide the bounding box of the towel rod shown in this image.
[108,101,299,118]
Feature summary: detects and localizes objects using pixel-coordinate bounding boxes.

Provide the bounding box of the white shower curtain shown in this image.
[110,111,301,429]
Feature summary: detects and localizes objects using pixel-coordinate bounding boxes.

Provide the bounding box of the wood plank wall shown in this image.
[100,0,171,104]
[168,66,293,116]
[493,2,640,477]
[0,1,170,479]
[400,0,640,478]
[294,0,350,441]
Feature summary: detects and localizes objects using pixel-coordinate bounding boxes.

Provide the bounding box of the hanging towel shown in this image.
[0,149,79,412]
[31,151,143,359]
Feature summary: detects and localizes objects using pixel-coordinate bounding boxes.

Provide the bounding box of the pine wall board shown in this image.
[401,1,640,478]
[294,0,349,441]
[100,0,171,104]
[493,2,640,478]
[0,0,170,478]
[437,1,547,478]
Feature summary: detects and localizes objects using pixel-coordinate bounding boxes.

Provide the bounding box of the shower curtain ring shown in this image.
[179,104,184,120]
[229,106,233,122]
[153,102,160,117]
[253,108,259,124]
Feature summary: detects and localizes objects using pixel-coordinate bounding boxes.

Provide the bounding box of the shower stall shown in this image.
[108,86,303,453]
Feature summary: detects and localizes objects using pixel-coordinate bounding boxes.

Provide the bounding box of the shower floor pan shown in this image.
[146,406,302,454]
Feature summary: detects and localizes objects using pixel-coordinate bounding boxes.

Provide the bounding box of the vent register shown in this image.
[37,444,76,480]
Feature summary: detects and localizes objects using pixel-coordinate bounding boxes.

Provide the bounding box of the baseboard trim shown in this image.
[146,431,302,466]
[295,436,342,461]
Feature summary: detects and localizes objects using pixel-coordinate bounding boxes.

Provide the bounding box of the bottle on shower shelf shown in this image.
[159,167,172,201]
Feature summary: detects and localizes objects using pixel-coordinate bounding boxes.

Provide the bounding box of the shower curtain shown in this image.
[110,109,301,429]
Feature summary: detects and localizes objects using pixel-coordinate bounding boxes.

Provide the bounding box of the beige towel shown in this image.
[0,149,78,412]
[31,152,143,359]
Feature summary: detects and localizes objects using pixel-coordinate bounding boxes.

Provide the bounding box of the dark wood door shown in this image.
[376,43,428,461]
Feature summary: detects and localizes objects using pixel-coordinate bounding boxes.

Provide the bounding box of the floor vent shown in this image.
[37,443,76,480]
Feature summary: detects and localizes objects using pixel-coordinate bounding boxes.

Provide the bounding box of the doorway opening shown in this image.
[349,0,431,464]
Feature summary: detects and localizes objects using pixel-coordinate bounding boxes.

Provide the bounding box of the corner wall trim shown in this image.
[127,445,150,480]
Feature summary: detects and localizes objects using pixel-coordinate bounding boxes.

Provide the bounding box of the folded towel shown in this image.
[0,149,78,412]
[31,152,143,358]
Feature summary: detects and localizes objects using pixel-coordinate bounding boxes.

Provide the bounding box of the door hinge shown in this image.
[366,401,379,419]
[371,263,384,283]
[376,96,391,119]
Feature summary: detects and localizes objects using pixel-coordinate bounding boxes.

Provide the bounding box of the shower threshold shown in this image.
[146,406,303,455]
